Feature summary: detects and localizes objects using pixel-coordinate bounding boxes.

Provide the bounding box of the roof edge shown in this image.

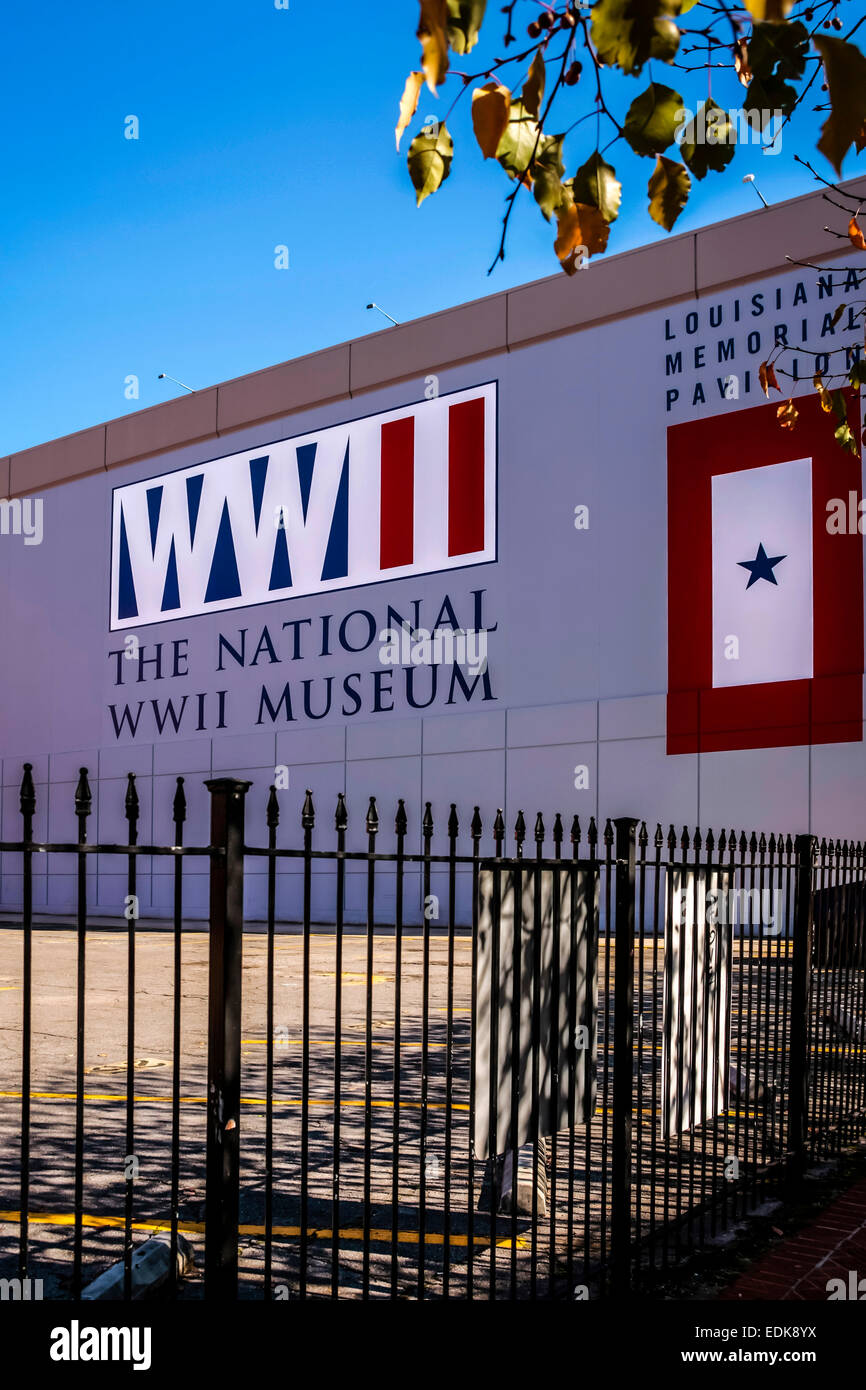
[7,174,866,496]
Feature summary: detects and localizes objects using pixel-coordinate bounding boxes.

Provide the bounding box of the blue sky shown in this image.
[2,0,865,456]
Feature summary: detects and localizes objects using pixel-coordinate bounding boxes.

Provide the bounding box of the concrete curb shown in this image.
[81,1232,195,1300]
[499,1139,549,1218]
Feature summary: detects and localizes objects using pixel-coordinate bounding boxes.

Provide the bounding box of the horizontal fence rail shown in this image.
[0,765,864,1300]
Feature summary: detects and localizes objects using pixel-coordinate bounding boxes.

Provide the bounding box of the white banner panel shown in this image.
[711,457,813,688]
[473,865,598,1161]
[662,869,732,1138]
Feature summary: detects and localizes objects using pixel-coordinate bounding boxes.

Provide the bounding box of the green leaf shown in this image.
[745,20,808,120]
[533,166,564,221]
[496,100,540,181]
[590,0,681,77]
[814,36,866,175]
[624,82,685,156]
[648,154,691,230]
[835,422,858,455]
[533,133,565,175]
[407,121,454,205]
[650,16,680,63]
[572,152,622,222]
[849,360,866,388]
[446,0,487,54]
[679,99,736,180]
[531,134,566,220]
[522,50,546,120]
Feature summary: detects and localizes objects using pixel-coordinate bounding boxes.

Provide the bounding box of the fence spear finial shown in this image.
[75,767,92,824]
[125,772,139,827]
[19,763,35,821]
[173,777,187,824]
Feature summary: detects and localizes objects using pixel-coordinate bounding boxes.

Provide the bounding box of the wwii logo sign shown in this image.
[109,383,497,631]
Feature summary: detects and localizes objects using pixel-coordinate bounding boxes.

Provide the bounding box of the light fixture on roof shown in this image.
[366,303,400,327]
[157,372,196,394]
[742,174,769,209]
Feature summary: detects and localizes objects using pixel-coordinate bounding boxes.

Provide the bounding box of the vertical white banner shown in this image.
[662,869,732,1138]
[711,457,813,689]
[474,866,598,1160]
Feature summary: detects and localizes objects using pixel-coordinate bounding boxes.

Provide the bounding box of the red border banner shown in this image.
[667,391,863,755]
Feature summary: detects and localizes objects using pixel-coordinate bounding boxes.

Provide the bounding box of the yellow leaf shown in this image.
[742,0,793,18]
[396,72,424,151]
[417,0,449,94]
[554,202,610,274]
[733,38,752,88]
[759,361,781,397]
[849,215,866,251]
[813,373,834,413]
[471,82,511,158]
[777,399,798,431]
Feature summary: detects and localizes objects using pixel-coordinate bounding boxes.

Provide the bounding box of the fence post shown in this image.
[612,816,638,1295]
[788,833,817,1177]
[204,777,251,1300]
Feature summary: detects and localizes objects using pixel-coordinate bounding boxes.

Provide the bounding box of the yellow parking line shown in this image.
[0,1089,763,1120]
[0,1090,468,1112]
[0,1210,526,1250]
[242,1038,448,1049]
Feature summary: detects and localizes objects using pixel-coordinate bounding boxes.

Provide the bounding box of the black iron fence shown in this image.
[1,765,865,1300]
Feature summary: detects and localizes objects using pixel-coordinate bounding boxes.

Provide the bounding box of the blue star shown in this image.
[737,542,786,589]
